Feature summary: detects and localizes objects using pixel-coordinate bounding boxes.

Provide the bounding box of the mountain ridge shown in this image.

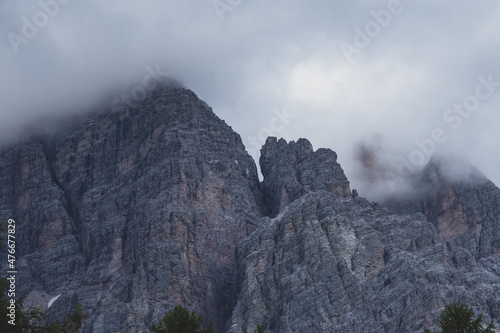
[1,85,499,332]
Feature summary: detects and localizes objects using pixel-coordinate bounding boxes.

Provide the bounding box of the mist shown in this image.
[1,0,499,199]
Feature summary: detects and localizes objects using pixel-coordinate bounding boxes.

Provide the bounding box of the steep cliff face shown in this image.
[1,85,263,332]
[1,85,499,333]
[419,158,500,258]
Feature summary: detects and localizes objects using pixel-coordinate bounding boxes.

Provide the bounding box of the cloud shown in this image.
[1,0,499,195]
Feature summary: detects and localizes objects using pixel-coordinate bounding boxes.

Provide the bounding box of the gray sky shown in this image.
[1,0,499,199]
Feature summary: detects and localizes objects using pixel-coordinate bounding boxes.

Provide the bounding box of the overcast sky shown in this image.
[1,0,499,199]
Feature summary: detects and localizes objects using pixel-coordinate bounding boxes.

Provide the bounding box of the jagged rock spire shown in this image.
[260,137,351,217]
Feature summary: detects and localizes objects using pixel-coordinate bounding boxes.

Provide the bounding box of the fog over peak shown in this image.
[423,154,487,184]
[1,0,499,193]
[352,133,492,202]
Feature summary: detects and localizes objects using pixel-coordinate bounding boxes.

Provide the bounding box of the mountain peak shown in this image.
[0,86,262,332]
[260,137,313,178]
[260,137,351,217]
[420,155,487,186]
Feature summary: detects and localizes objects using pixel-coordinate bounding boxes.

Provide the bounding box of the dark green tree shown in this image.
[151,305,214,333]
[256,323,265,333]
[424,303,495,333]
[60,304,87,332]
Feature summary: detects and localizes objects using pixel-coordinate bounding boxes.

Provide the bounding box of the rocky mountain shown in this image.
[228,153,500,332]
[1,84,499,332]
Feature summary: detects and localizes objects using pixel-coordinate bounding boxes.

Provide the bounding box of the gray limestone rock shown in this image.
[229,191,500,332]
[387,156,500,258]
[1,85,262,332]
[1,86,499,333]
[260,137,351,217]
